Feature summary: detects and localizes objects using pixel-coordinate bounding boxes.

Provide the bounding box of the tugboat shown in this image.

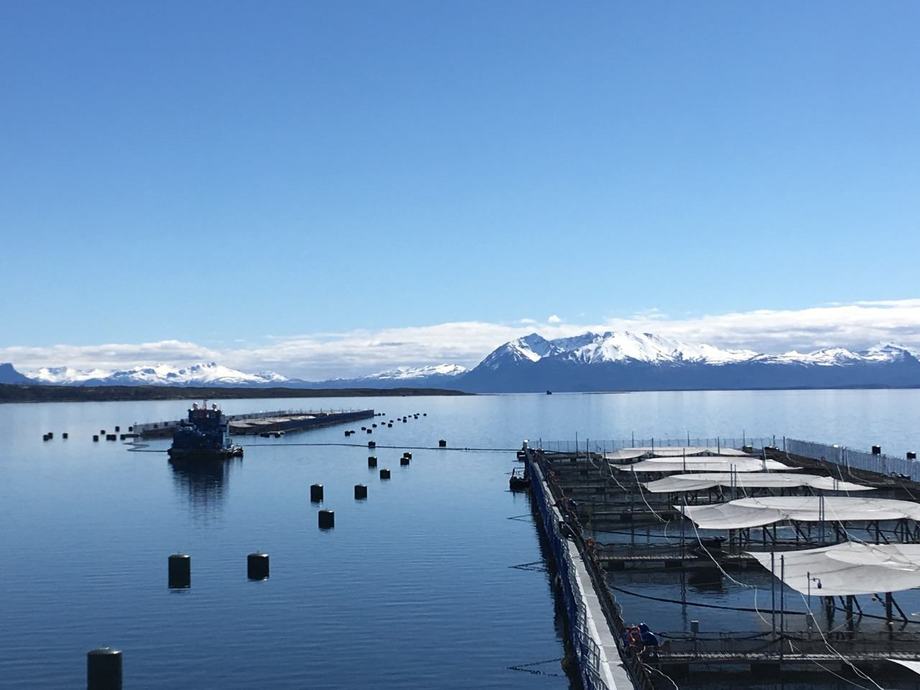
[167,402,243,462]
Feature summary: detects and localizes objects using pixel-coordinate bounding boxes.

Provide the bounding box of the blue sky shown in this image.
[2,2,919,374]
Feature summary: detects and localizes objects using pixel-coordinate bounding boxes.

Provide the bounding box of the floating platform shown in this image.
[135,409,374,438]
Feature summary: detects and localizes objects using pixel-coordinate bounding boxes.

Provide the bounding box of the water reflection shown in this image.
[169,457,240,512]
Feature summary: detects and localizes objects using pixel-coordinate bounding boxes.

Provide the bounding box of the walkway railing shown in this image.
[785,438,920,482]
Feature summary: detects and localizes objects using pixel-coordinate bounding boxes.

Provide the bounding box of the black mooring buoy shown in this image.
[400,456,410,466]
[87,647,122,690]
[354,484,368,500]
[168,554,191,589]
[380,468,391,480]
[310,484,324,503]
[438,439,447,448]
[368,441,376,449]
[93,435,99,442]
[318,509,335,529]
[368,456,377,468]
[247,553,270,580]
[114,426,120,432]
[62,432,68,439]
[403,452,412,460]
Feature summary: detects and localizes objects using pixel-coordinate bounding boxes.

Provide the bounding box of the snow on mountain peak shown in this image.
[554,330,756,365]
[366,363,468,380]
[26,362,288,386]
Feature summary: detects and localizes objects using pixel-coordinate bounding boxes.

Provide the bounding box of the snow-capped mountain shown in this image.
[5,332,920,393]
[364,364,468,380]
[460,331,920,392]
[25,362,288,387]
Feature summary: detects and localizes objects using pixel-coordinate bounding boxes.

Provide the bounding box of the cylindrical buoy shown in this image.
[128,426,133,432]
[400,456,410,466]
[909,451,918,460]
[310,484,324,503]
[366,428,372,434]
[168,554,191,589]
[318,509,335,529]
[47,432,54,439]
[43,434,50,441]
[247,553,269,580]
[368,441,376,449]
[872,445,882,456]
[403,452,412,460]
[438,439,447,448]
[106,434,117,441]
[423,413,427,416]
[380,468,391,480]
[387,423,393,428]
[114,426,120,433]
[62,432,69,439]
[354,484,367,500]
[93,435,99,442]
[368,456,377,467]
[100,430,106,435]
[87,647,122,690]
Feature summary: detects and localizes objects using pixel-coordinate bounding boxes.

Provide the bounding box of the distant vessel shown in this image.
[167,402,243,462]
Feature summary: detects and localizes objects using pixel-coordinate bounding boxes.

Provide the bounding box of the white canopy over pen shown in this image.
[604,447,752,462]
[679,496,920,529]
[889,660,920,677]
[613,457,794,474]
[747,542,920,596]
[643,473,872,494]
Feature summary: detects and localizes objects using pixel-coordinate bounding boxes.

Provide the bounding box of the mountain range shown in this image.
[3,331,920,392]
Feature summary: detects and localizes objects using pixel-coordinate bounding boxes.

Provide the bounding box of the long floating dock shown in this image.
[134,409,375,438]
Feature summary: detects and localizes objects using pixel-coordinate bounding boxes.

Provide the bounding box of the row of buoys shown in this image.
[345,411,428,437]
[166,552,271,589]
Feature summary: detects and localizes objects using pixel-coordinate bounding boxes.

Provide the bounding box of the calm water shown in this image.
[3,389,920,688]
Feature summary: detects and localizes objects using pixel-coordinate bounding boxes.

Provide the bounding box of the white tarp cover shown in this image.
[603,449,649,462]
[747,542,920,596]
[602,447,752,462]
[889,659,920,677]
[680,496,920,529]
[643,473,872,494]
[634,446,751,457]
[614,457,794,474]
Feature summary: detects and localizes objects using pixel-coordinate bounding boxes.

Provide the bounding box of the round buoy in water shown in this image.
[368,441,376,449]
[380,468,391,480]
[93,435,99,442]
[368,456,377,467]
[318,509,335,529]
[168,554,191,589]
[247,553,270,580]
[400,456,410,466]
[354,484,368,500]
[310,484,324,503]
[87,647,122,690]
[403,452,412,460]
[438,439,447,448]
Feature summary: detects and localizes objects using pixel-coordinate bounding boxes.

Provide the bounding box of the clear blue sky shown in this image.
[2,1,919,348]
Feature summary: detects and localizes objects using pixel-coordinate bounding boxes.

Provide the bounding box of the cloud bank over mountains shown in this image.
[1,298,919,380]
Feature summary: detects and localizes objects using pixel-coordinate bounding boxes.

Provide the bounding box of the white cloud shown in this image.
[2,299,920,380]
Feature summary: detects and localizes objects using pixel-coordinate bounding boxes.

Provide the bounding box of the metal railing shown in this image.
[537,436,775,454]
[785,438,920,482]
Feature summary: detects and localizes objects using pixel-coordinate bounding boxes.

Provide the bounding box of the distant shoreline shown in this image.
[0,384,471,404]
